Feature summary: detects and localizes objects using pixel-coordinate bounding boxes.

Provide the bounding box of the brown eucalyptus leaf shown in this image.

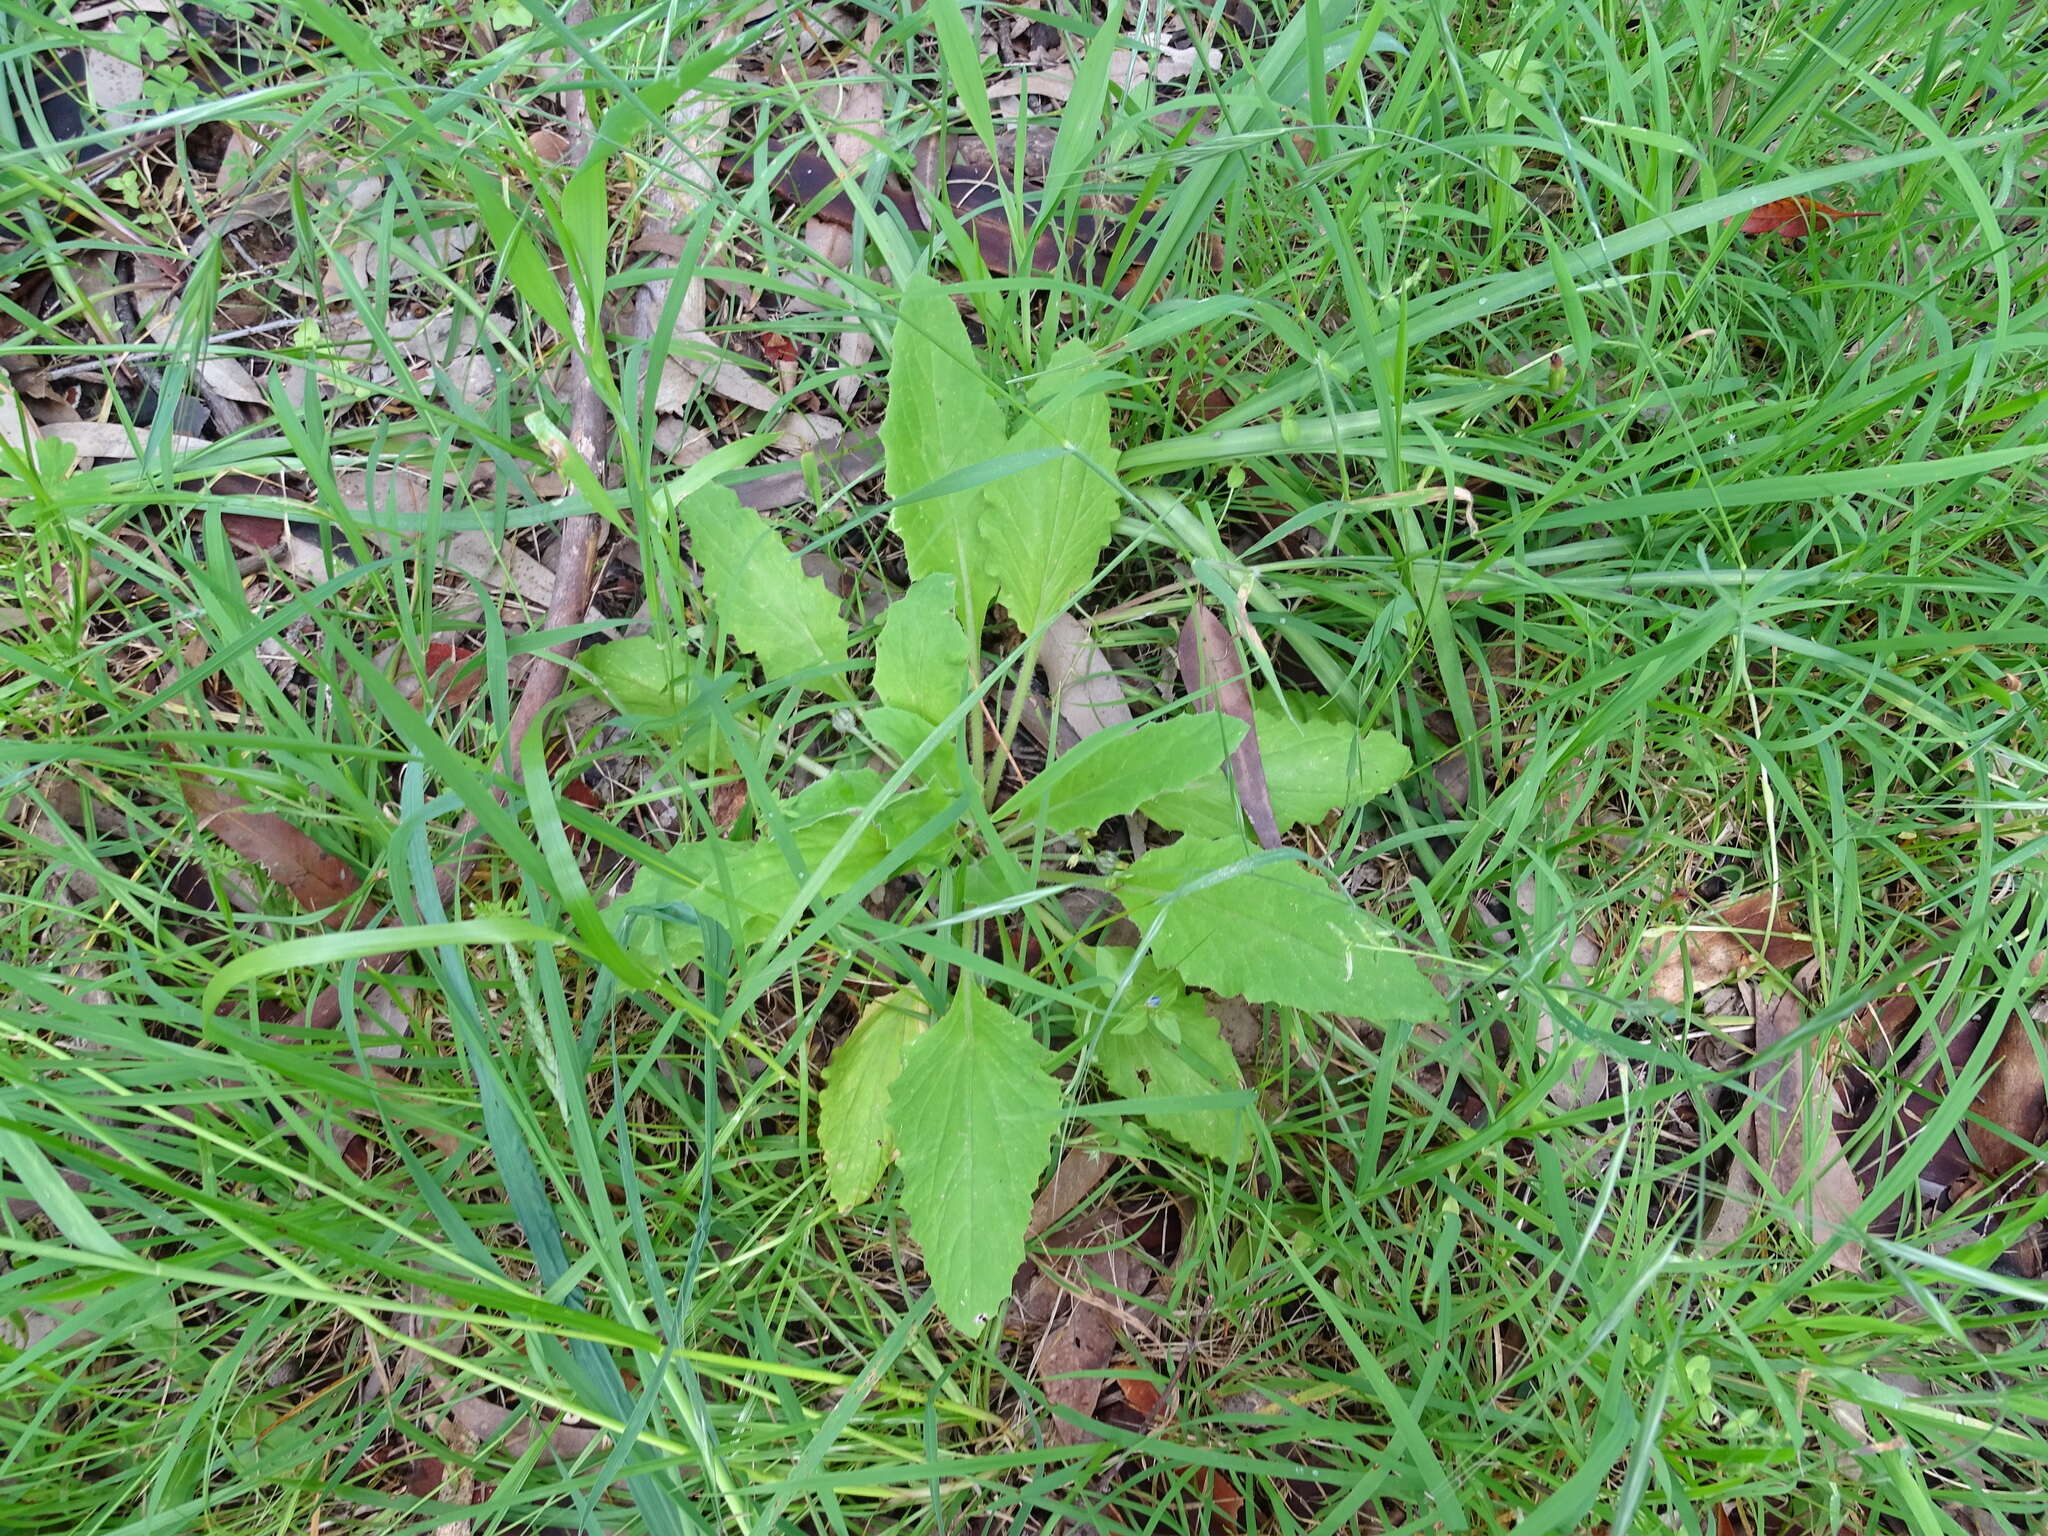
[1966,1010,2048,1180]
[1040,614,1134,742]
[1175,600,1280,850]
[179,778,362,916]
[1752,987,1864,1274]
[1643,890,1812,1004]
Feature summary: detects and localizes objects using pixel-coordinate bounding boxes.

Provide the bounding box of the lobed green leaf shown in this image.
[681,484,850,698]
[820,991,930,1212]
[1145,691,1411,837]
[887,984,1061,1331]
[1092,950,1251,1162]
[1118,837,1441,1022]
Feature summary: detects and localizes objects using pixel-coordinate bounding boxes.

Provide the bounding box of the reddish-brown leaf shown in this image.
[1966,1012,2048,1180]
[1643,889,1813,1004]
[179,777,363,917]
[1119,1372,1163,1416]
[1736,196,1878,239]
[1176,600,1282,850]
[709,778,748,832]
[420,642,485,707]
[1197,1467,1245,1521]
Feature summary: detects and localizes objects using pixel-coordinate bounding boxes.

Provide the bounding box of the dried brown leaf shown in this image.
[1643,890,1812,1004]
[41,421,207,462]
[1701,1134,1764,1252]
[179,777,362,916]
[1,373,43,453]
[442,530,567,613]
[1035,1291,1121,1444]
[444,1397,604,1462]
[1176,600,1280,849]
[1752,987,1864,1273]
[1966,1009,2048,1180]
[1028,1207,1156,1446]
[1040,615,1134,741]
[1024,1147,1117,1241]
[624,35,733,406]
[335,464,445,522]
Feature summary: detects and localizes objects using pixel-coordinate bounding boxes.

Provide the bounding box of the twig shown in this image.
[503,354,606,760]
[41,317,303,382]
[292,64,614,1033]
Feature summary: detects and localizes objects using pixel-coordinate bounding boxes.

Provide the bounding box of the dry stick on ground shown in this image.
[294,93,612,1035]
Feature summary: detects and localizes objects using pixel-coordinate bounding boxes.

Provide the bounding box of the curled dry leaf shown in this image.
[1176,600,1281,850]
[1735,196,1879,239]
[178,777,363,917]
[1642,890,1812,1005]
[1750,984,1865,1274]
[1040,614,1134,742]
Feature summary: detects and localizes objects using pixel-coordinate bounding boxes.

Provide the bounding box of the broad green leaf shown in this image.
[875,574,969,726]
[1004,713,1244,835]
[820,991,930,1212]
[622,841,798,968]
[1092,951,1250,1162]
[582,634,702,714]
[1118,837,1441,1022]
[888,984,1061,1330]
[864,705,968,794]
[985,341,1118,635]
[881,277,1007,634]
[1145,691,1410,836]
[788,770,958,877]
[579,638,735,770]
[626,774,960,967]
[681,484,851,698]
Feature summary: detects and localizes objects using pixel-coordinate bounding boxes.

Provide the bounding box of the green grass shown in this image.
[4,0,2048,1531]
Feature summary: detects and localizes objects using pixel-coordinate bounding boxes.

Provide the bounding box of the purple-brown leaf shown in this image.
[1175,601,1281,850]
[179,777,362,917]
